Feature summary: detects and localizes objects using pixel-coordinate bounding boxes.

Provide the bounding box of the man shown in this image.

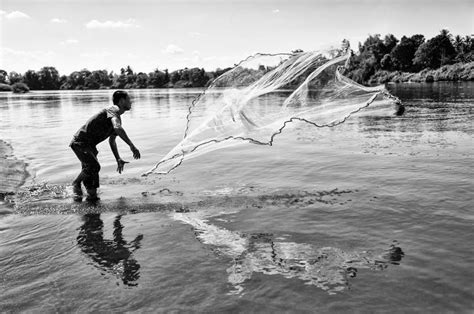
[70,90,140,201]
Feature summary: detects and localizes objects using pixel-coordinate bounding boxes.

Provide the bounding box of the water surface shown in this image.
[0,83,473,312]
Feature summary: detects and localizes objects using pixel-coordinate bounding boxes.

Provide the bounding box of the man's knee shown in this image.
[91,163,101,173]
[84,162,100,174]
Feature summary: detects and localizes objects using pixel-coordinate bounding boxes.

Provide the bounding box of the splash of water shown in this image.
[144,50,402,175]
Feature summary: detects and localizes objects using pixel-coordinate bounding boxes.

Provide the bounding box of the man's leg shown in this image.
[83,150,100,201]
[71,143,101,200]
[72,160,88,196]
[71,143,86,196]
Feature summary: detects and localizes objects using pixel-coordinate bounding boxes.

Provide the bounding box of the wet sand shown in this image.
[0,140,28,195]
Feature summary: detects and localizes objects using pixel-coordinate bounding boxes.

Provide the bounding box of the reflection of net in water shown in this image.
[173,209,404,295]
[145,50,402,175]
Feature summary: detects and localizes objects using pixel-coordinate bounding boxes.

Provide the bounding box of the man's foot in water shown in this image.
[72,183,83,202]
[85,188,100,202]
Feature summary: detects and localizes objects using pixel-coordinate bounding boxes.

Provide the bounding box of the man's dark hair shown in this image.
[113,90,128,105]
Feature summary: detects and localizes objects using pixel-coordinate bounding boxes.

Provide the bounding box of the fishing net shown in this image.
[144,50,402,175]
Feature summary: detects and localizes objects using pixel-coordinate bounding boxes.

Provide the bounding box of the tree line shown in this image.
[0,29,472,92]
[346,29,473,83]
[0,65,233,91]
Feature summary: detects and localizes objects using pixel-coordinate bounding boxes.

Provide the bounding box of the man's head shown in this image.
[113,90,132,111]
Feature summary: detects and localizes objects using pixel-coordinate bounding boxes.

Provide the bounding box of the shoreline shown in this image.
[0,140,29,196]
[2,61,473,92]
[368,62,474,85]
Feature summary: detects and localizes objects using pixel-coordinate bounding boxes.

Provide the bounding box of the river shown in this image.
[0,82,473,312]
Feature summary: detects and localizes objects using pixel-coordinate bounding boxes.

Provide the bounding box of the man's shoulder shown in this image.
[105,105,121,119]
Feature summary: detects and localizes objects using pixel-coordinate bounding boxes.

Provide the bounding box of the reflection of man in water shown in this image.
[70,90,141,201]
[77,214,143,286]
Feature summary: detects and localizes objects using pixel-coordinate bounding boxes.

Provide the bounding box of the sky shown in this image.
[0,0,472,75]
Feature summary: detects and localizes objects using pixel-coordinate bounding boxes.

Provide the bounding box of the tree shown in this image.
[148,69,167,88]
[383,34,399,55]
[390,35,425,71]
[213,67,232,79]
[411,34,425,47]
[84,73,100,89]
[181,68,190,82]
[23,70,41,90]
[360,34,386,65]
[9,71,23,84]
[135,72,148,88]
[59,75,68,88]
[164,69,170,85]
[380,54,393,70]
[37,66,60,89]
[85,70,111,89]
[125,65,136,86]
[126,65,134,76]
[0,70,7,84]
[188,67,209,87]
[463,35,474,62]
[348,55,378,83]
[453,35,474,62]
[112,68,128,89]
[170,70,181,84]
[62,69,89,89]
[413,29,456,69]
[12,82,29,93]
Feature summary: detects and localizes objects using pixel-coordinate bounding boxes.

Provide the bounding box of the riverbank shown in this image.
[369,62,474,84]
[0,140,28,196]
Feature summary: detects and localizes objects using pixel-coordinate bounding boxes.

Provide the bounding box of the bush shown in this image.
[0,83,13,92]
[425,75,434,83]
[12,82,30,93]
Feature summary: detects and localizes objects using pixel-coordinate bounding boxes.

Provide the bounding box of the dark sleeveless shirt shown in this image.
[72,105,121,147]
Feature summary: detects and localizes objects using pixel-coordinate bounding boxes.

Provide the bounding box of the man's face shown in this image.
[121,95,132,111]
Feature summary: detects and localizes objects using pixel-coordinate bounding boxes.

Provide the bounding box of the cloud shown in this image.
[185,51,202,63]
[85,18,139,29]
[1,10,31,19]
[80,51,112,58]
[272,9,280,14]
[51,18,67,23]
[2,47,54,59]
[162,44,184,55]
[188,32,205,38]
[61,39,79,45]
[1,47,56,70]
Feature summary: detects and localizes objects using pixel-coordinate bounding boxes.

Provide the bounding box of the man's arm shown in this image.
[109,134,120,161]
[109,134,128,174]
[111,116,141,159]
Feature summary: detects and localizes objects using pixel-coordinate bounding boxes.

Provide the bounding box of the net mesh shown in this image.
[144,50,402,175]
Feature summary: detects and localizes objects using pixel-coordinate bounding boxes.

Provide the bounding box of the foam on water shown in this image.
[6,182,357,215]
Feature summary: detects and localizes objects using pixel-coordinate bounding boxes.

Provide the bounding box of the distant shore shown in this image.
[367,62,474,85]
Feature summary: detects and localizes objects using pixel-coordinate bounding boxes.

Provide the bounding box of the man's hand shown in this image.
[131,146,141,159]
[117,158,129,174]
